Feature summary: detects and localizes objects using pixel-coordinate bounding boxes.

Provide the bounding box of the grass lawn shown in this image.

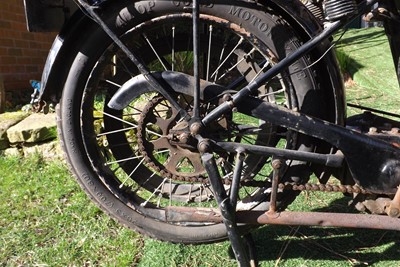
[335,27,400,115]
[2,27,400,266]
[0,156,142,266]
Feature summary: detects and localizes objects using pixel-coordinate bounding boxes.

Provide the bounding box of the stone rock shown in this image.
[3,147,22,157]
[0,112,29,149]
[7,113,57,143]
[23,140,63,160]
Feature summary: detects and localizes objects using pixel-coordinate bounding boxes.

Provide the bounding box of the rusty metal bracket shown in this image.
[269,159,282,213]
[386,185,400,217]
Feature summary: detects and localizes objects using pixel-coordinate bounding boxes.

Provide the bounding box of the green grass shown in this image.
[2,27,400,266]
[2,155,399,267]
[335,27,400,115]
[136,190,400,267]
[0,155,141,266]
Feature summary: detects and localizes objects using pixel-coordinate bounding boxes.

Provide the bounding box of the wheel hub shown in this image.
[136,94,207,181]
[107,71,234,183]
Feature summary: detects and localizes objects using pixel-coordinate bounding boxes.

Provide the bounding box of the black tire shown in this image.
[58,0,339,244]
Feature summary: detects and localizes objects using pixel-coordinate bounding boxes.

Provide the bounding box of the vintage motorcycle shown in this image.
[24,0,400,265]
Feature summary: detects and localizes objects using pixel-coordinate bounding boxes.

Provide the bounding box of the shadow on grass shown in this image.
[250,196,400,265]
[335,28,389,85]
[337,28,387,50]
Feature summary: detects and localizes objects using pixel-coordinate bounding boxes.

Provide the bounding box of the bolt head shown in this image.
[222,94,232,102]
[271,159,282,169]
[178,133,189,143]
[190,122,202,135]
[368,127,377,134]
[198,140,210,153]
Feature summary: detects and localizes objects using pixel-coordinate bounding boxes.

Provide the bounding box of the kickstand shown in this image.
[202,151,257,267]
[243,233,258,267]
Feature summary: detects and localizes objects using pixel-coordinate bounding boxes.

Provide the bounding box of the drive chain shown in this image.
[278,182,367,194]
[136,96,368,194]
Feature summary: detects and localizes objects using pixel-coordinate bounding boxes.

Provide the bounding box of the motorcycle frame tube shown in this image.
[214,141,344,168]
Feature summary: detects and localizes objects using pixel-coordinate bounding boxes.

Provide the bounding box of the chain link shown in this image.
[278,182,367,194]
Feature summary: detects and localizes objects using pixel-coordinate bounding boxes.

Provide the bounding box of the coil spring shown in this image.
[325,0,358,21]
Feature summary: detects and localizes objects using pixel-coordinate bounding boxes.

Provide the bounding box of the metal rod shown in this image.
[215,141,344,168]
[192,0,201,119]
[269,160,282,213]
[236,211,400,231]
[347,103,400,119]
[230,150,245,207]
[165,206,223,223]
[202,20,343,126]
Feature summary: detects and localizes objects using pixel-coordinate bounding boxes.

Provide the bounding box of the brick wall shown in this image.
[0,0,56,95]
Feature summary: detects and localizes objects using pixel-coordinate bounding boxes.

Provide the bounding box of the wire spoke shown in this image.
[143,33,168,71]
[141,178,169,207]
[97,126,137,137]
[105,154,140,166]
[216,48,256,82]
[119,157,146,188]
[210,36,244,81]
[172,26,175,71]
[101,110,138,127]
[103,79,122,88]
[248,60,271,84]
[206,24,213,81]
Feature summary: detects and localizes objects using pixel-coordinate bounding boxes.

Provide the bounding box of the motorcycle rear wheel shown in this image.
[58,0,339,244]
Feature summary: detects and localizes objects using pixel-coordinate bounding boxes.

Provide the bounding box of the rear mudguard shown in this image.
[38,0,345,124]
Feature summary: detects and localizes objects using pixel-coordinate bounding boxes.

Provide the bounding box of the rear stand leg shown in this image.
[269,159,283,213]
[202,151,257,267]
